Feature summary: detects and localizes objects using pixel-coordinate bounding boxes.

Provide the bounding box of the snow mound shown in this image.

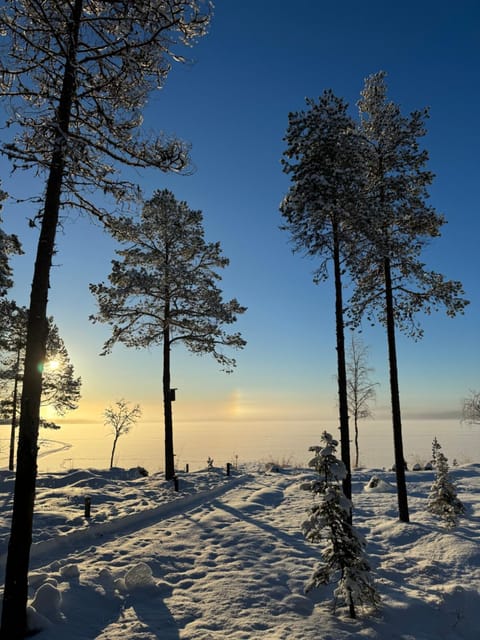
[124,562,155,591]
[97,567,116,594]
[26,606,52,634]
[364,475,396,493]
[31,582,63,621]
[60,563,80,580]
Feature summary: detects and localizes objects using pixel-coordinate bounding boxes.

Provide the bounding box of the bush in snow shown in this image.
[427,437,465,528]
[301,431,380,618]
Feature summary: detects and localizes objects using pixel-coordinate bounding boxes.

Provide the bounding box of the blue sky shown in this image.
[1,0,479,425]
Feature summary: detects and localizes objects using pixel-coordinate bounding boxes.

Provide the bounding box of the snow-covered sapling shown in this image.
[301,431,380,618]
[427,438,465,527]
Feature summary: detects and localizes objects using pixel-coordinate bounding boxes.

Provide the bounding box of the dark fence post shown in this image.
[173,476,179,492]
[226,462,231,476]
[84,496,91,518]
[185,463,189,473]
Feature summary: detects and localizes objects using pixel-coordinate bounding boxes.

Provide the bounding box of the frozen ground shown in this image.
[0,461,479,639]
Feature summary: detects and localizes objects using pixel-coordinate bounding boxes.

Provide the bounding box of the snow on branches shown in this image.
[301,431,379,618]
[427,437,465,528]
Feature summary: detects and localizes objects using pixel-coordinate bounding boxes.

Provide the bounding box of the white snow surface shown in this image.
[0,462,478,639]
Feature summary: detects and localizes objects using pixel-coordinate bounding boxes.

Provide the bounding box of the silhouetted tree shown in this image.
[90,190,246,480]
[281,90,366,502]
[0,2,211,636]
[350,71,468,523]
[0,305,81,470]
[0,188,22,302]
[104,399,142,469]
[0,186,23,354]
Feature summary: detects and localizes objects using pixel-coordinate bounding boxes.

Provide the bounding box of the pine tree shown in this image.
[427,437,464,528]
[0,186,23,353]
[301,432,380,618]
[281,90,366,501]
[349,71,468,523]
[90,189,246,480]
[0,306,82,469]
[0,3,211,636]
[0,188,22,300]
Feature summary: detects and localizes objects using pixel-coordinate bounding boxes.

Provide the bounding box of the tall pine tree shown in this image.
[0,3,211,636]
[281,90,366,502]
[349,71,468,522]
[90,189,246,480]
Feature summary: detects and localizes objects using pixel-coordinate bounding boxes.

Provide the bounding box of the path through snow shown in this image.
[0,464,479,639]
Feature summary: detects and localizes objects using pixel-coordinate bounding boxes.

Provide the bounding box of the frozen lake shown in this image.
[1,417,478,474]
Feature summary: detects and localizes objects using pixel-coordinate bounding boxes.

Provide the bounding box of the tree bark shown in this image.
[0,3,83,637]
[384,257,410,523]
[110,435,119,470]
[163,319,175,480]
[354,410,359,469]
[8,345,21,472]
[333,223,351,503]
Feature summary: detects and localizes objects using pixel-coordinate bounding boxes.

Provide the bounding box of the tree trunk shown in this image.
[8,345,21,472]
[163,320,175,480]
[333,225,352,503]
[354,411,359,469]
[0,3,83,637]
[110,435,119,470]
[384,257,409,523]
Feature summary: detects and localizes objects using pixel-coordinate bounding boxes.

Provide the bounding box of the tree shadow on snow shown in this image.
[125,585,180,640]
[211,500,317,559]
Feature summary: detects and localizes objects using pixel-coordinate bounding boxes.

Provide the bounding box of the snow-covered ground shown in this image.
[0,461,479,639]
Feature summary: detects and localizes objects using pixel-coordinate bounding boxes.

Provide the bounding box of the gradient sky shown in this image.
[1,0,479,427]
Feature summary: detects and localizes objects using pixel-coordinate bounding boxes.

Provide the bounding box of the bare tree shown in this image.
[104,399,142,470]
[0,2,211,636]
[462,390,480,425]
[346,335,377,468]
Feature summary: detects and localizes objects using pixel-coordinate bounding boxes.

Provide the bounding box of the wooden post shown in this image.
[84,496,91,518]
[173,476,179,492]
[226,462,231,476]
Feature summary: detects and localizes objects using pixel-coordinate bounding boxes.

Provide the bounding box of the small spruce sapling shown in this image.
[427,437,465,527]
[301,432,380,618]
